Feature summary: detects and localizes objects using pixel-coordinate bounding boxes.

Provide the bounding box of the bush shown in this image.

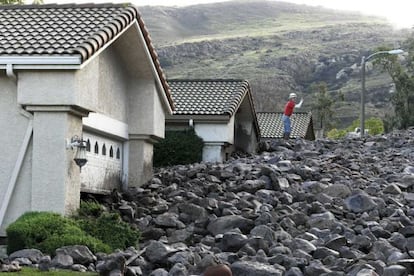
[77,212,140,251]
[154,128,204,167]
[74,200,140,251]
[6,212,110,255]
[326,128,347,139]
[327,117,384,139]
[77,200,104,218]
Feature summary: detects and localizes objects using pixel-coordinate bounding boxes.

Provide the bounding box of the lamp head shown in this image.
[388,49,404,55]
[68,135,88,172]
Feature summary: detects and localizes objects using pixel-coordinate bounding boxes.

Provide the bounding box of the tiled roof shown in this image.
[257,112,315,140]
[168,79,250,116]
[0,3,173,108]
[0,4,138,59]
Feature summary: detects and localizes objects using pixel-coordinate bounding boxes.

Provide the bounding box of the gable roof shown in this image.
[257,112,315,140]
[0,3,173,108]
[168,79,252,116]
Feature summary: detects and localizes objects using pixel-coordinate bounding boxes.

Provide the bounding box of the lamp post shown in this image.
[360,49,404,138]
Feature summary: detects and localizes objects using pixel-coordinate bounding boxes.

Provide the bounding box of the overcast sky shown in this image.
[45,0,414,29]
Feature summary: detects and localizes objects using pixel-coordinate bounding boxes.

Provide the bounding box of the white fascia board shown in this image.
[83,113,129,141]
[79,21,136,69]
[0,55,82,66]
[166,114,231,122]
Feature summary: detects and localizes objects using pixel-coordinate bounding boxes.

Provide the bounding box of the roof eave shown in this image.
[0,55,82,69]
[166,114,231,122]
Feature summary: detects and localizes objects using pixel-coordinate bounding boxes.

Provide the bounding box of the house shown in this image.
[257,112,315,140]
[0,3,173,235]
[166,79,260,162]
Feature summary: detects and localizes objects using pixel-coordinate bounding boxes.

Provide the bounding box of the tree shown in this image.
[0,0,43,4]
[376,44,414,130]
[0,0,24,4]
[310,82,335,136]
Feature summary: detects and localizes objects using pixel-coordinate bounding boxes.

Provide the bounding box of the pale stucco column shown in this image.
[27,106,88,215]
[128,134,157,187]
[203,142,225,163]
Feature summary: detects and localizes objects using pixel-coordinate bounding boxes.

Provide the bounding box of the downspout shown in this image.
[6,63,17,81]
[0,65,33,229]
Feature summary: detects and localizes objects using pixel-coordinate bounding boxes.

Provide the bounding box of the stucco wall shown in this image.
[18,47,129,124]
[234,97,258,153]
[194,117,234,144]
[0,74,32,235]
[127,80,166,139]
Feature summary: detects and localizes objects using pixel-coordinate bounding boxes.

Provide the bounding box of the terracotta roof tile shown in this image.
[168,79,250,116]
[0,3,173,109]
[0,4,138,60]
[257,112,315,140]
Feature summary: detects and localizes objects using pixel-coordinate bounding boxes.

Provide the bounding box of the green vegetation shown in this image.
[377,43,414,130]
[154,128,204,167]
[140,1,407,126]
[6,201,140,256]
[75,204,140,251]
[310,82,335,135]
[327,117,384,139]
[6,212,110,255]
[7,267,97,275]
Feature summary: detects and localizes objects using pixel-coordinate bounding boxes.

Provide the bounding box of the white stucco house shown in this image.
[0,4,174,235]
[166,79,260,162]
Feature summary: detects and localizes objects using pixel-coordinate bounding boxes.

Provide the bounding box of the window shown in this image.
[86,139,91,152]
[109,146,114,158]
[102,144,106,156]
[94,142,99,154]
[116,148,121,159]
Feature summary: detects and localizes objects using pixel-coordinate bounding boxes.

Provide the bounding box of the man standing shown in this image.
[282,93,303,140]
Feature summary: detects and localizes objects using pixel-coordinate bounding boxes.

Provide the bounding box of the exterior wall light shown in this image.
[67,135,88,171]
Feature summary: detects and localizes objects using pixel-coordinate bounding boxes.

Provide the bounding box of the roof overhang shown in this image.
[166,114,231,123]
[0,56,82,69]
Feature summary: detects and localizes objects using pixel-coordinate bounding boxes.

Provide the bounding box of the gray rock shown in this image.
[383,264,407,276]
[207,215,254,235]
[51,253,74,269]
[55,245,96,265]
[231,260,283,276]
[221,231,248,252]
[168,262,188,276]
[8,248,43,263]
[344,192,378,213]
[154,212,185,228]
[144,241,178,263]
[38,255,51,271]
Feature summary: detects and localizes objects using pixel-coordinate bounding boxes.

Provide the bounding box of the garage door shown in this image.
[80,131,123,194]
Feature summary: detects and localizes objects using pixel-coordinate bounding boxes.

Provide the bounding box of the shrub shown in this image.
[6,212,110,255]
[77,212,140,251]
[74,200,140,251]
[327,117,384,139]
[154,128,204,167]
[326,128,347,139]
[77,200,104,218]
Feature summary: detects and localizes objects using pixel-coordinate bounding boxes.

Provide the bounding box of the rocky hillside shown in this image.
[3,129,414,275]
[139,1,411,128]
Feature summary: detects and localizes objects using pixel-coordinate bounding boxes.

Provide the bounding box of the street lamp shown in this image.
[360,49,404,137]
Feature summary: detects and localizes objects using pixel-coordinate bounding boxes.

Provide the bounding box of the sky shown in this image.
[42,0,414,29]
[135,0,414,29]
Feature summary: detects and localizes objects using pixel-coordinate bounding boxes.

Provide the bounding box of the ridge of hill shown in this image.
[139,0,411,128]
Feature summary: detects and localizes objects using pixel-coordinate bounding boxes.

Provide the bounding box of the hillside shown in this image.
[139,0,411,128]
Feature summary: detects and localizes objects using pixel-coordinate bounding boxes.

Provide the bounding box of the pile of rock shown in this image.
[3,129,414,275]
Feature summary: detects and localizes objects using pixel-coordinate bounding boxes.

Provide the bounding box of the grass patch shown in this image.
[7,267,97,275]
